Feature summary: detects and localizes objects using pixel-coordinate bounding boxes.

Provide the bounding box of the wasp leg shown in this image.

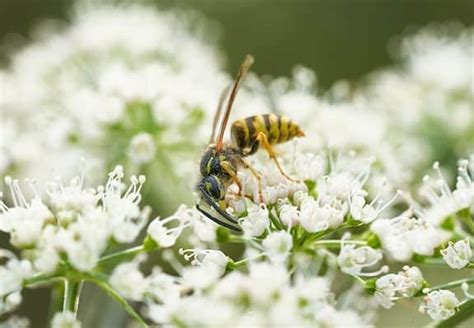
[198,186,239,225]
[220,161,243,196]
[241,159,264,203]
[196,204,241,232]
[256,132,300,182]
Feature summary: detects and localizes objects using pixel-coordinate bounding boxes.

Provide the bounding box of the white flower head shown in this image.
[350,189,400,224]
[294,153,325,181]
[371,211,443,261]
[180,248,228,289]
[0,291,22,316]
[374,266,424,309]
[441,239,472,269]
[299,198,336,232]
[337,239,386,277]
[1,177,53,248]
[51,311,81,328]
[147,205,193,247]
[110,254,149,301]
[373,274,402,309]
[277,202,300,227]
[397,266,424,297]
[419,290,460,321]
[0,250,33,300]
[262,231,293,264]
[239,204,270,237]
[99,165,148,243]
[128,132,156,164]
[147,269,182,304]
[454,157,474,208]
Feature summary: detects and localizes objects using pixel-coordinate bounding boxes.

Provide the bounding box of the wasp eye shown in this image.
[202,175,224,200]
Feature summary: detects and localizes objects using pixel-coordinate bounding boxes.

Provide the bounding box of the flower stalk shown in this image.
[62,279,83,317]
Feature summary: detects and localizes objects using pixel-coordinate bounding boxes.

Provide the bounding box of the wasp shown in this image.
[196,55,305,231]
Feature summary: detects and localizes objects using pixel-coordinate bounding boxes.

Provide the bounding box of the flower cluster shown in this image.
[0,1,228,212]
[0,166,160,318]
[1,1,473,327]
[1,166,149,273]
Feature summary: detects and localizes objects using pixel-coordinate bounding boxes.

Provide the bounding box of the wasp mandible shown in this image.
[196,55,305,231]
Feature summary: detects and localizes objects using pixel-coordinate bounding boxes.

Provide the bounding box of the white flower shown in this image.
[128,133,156,164]
[441,239,472,269]
[0,291,22,316]
[1,178,53,248]
[396,266,424,297]
[373,266,424,308]
[51,311,81,328]
[294,275,331,306]
[110,255,149,301]
[371,211,444,261]
[262,231,293,263]
[147,205,193,247]
[33,244,60,274]
[244,263,288,306]
[99,166,149,243]
[454,157,474,208]
[350,189,400,224]
[416,162,472,226]
[373,274,402,309]
[45,174,97,224]
[180,249,228,289]
[294,153,325,181]
[419,290,460,320]
[337,242,385,277]
[300,198,340,232]
[403,27,472,91]
[147,269,182,304]
[0,250,33,298]
[0,315,30,328]
[277,203,300,226]
[54,210,109,272]
[239,204,270,237]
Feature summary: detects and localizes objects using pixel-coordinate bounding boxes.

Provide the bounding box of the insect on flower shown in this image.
[196,55,305,231]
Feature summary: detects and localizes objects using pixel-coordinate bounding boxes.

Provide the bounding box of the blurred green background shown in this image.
[0,0,473,327]
[1,0,473,87]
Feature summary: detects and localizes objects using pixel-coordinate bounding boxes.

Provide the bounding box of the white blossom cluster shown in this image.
[0,2,227,209]
[363,24,474,181]
[372,156,474,262]
[111,255,371,327]
[0,166,159,317]
[1,1,473,327]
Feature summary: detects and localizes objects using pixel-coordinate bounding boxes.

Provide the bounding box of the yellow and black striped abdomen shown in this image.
[230,114,304,153]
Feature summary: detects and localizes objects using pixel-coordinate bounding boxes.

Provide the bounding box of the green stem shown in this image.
[312,239,367,249]
[98,245,145,265]
[227,235,249,244]
[228,254,266,269]
[62,279,83,317]
[269,211,284,230]
[82,273,148,327]
[23,272,62,287]
[427,277,474,292]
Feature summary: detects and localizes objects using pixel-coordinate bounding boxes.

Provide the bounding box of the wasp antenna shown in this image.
[209,84,232,144]
[196,205,242,232]
[215,54,254,150]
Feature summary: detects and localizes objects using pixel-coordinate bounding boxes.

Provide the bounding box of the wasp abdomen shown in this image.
[231,114,304,153]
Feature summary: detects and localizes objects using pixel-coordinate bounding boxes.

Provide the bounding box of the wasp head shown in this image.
[197,174,226,201]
